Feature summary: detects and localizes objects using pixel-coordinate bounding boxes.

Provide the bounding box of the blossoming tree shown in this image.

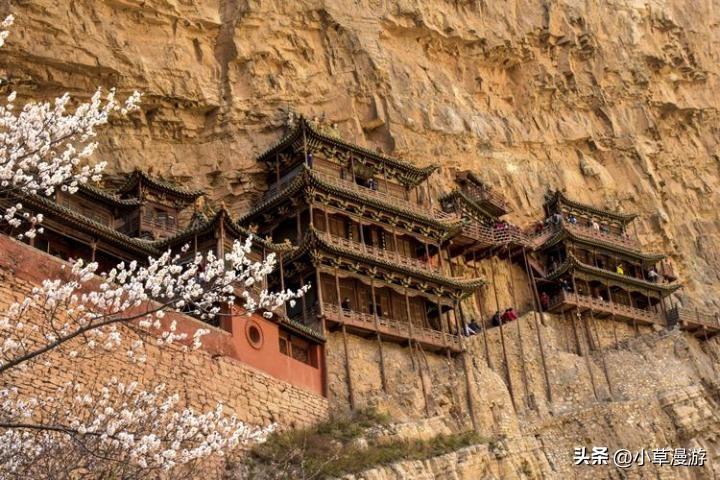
[0,15,305,478]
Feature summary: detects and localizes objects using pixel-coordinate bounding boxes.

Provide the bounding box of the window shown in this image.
[279,331,317,367]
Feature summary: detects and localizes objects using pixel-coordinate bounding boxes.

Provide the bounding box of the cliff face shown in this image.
[3,1,720,477]
[2,0,719,306]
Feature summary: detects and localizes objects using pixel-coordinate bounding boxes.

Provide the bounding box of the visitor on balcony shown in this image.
[647,267,659,283]
[491,311,502,327]
[534,221,544,234]
[550,212,563,225]
[468,319,482,334]
[341,297,352,311]
[591,219,600,230]
[568,214,577,224]
[540,292,550,311]
[560,278,572,292]
[367,178,378,190]
[616,264,625,275]
[306,152,313,167]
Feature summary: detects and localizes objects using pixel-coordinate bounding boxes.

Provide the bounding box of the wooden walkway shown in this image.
[322,303,462,353]
[667,306,720,338]
[546,291,664,327]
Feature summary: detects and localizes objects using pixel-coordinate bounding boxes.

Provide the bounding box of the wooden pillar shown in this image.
[490,256,518,413]
[350,155,356,184]
[302,121,309,165]
[371,280,388,393]
[335,268,355,409]
[315,267,329,397]
[470,251,492,367]
[521,248,553,404]
[296,211,302,244]
[90,239,97,263]
[382,161,390,193]
[300,277,308,323]
[275,152,280,182]
[506,246,530,409]
[404,287,415,339]
[588,307,614,399]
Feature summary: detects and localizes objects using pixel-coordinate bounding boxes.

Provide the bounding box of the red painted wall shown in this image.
[0,235,325,396]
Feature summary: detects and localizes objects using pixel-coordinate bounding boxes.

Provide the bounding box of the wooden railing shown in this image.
[323,232,437,272]
[312,170,458,222]
[564,222,640,250]
[461,222,558,249]
[264,164,305,199]
[667,306,720,330]
[460,182,510,214]
[322,303,461,351]
[548,290,663,325]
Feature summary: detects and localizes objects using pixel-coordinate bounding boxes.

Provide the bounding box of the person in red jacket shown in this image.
[501,307,518,322]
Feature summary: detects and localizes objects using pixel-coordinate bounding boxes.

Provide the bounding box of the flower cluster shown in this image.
[0,380,274,478]
[0,14,141,238]
[0,237,307,373]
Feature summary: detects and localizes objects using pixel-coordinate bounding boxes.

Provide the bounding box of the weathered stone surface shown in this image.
[4,1,720,478]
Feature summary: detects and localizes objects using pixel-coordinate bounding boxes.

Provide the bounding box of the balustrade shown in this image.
[322,303,461,351]
[323,232,436,272]
[548,290,662,325]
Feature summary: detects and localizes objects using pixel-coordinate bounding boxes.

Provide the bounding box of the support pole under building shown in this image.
[315,267,329,397]
[471,250,493,368]
[490,255,518,413]
[588,307,614,399]
[370,280,388,393]
[506,245,531,409]
[454,298,479,432]
[570,273,599,401]
[335,268,355,410]
[521,248,553,404]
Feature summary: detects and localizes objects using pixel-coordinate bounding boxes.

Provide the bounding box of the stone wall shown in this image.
[0,237,329,430]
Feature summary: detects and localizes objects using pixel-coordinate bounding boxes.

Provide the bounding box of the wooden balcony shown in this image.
[323,232,438,272]
[564,222,640,250]
[264,166,458,223]
[546,290,664,327]
[322,303,462,353]
[461,222,558,251]
[459,182,510,216]
[667,306,720,338]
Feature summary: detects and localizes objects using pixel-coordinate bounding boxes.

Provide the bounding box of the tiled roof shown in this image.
[546,191,637,223]
[287,227,485,297]
[546,253,680,293]
[256,117,437,187]
[239,166,463,234]
[77,183,140,207]
[118,169,204,201]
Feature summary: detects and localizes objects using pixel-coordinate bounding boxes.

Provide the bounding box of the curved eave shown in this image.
[19,194,159,257]
[77,184,140,208]
[257,118,437,187]
[118,170,204,201]
[546,191,637,224]
[547,254,681,293]
[440,189,505,220]
[298,228,485,295]
[240,167,462,233]
[539,226,665,262]
[275,315,325,343]
[156,208,295,254]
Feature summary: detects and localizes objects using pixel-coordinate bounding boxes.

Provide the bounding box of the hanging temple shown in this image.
[2,116,717,402]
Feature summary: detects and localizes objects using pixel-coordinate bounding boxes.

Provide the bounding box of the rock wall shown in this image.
[5,1,720,478]
[2,0,719,306]
[326,311,720,478]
